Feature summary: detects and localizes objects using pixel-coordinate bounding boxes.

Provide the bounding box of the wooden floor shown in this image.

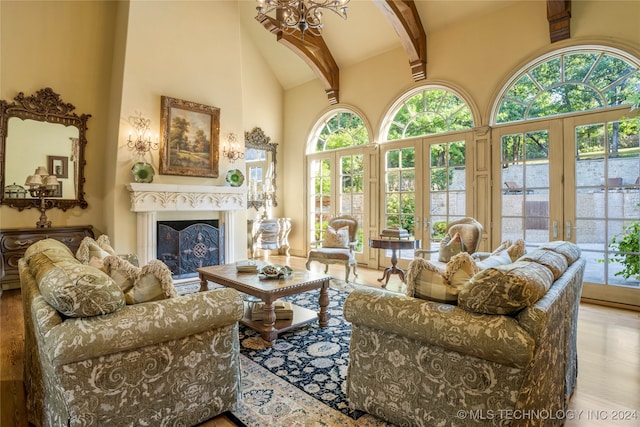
[2,256,639,426]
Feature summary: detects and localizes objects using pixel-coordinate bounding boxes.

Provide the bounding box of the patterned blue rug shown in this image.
[238,287,362,419]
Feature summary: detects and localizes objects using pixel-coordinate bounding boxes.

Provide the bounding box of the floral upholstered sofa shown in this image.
[19,238,244,427]
[344,241,585,426]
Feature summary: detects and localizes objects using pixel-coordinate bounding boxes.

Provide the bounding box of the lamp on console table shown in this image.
[25,166,59,228]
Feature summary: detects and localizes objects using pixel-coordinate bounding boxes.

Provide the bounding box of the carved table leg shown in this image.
[260,301,278,344]
[317,283,330,327]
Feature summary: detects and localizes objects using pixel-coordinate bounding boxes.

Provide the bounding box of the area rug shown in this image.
[231,284,393,426]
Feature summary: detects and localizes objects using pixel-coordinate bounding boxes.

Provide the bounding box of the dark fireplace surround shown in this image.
[157,220,224,279]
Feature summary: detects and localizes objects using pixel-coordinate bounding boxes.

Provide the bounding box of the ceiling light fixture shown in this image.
[256,0,350,38]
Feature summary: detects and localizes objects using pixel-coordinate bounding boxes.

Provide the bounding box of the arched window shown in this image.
[383,87,474,141]
[495,48,640,124]
[308,109,369,153]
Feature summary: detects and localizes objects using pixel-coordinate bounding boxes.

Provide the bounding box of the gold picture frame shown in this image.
[159,96,219,178]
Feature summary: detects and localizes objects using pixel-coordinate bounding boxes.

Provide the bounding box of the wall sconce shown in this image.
[223,132,244,162]
[24,166,59,228]
[127,112,158,157]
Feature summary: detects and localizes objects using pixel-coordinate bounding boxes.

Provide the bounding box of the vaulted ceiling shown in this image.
[239,1,571,104]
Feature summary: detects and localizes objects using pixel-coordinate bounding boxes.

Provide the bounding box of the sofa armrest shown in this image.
[343,287,535,368]
[41,288,244,366]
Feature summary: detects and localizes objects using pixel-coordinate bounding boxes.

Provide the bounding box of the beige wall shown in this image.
[282,0,640,256]
[1,1,284,262]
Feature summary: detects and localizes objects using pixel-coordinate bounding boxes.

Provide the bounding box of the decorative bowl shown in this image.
[226,169,245,187]
[259,265,293,279]
[131,162,155,183]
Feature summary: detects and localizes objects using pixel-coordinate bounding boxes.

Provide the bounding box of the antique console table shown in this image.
[369,238,421,287]
[0,225,94,290]
[249,218,291,258]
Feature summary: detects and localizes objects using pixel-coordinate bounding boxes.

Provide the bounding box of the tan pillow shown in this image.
[438,232,463,262]
[96,234,117,256]
[323,225,350,248]
[406,254,477,304]
[540,241,581,265]
[490,240,512,256]
[458,261,554,315]
[443,252,479,289]
[103,255,140,294]
[23,238,75,263]
[506,239,526,261]
[76,237,112,264]
[124,260,178,304]
[518,248,568,280]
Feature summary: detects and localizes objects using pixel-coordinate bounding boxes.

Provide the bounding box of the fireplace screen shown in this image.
[157,220,224,279]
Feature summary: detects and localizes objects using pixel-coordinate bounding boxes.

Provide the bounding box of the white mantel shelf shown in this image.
[125,183,247,266]
[126,183,246,212]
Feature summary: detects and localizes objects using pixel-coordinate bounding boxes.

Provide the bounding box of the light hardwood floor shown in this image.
[2,256,639,426]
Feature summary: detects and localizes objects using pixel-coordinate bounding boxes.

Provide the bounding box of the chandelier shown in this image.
[256,0,350,37]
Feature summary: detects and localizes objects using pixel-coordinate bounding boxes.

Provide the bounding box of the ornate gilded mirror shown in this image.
[0,88,90,211]
[245,127,277,210]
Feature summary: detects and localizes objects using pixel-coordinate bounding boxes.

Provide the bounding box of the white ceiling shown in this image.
[239,0,521,90]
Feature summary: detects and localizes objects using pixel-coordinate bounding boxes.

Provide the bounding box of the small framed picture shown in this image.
[51,181,63,198]
[48,155,68,178]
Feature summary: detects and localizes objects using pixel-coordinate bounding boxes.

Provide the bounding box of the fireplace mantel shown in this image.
[126,183,246,266]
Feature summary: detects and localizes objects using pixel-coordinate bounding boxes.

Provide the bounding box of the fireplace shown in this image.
[157,220,223,279]
[126,183,246,269]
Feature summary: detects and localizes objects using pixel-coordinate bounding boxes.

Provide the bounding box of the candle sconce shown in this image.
[24,166,60,228]
[223,132,244,162]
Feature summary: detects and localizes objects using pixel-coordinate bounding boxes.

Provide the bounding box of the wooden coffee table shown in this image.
[197,263,332,344]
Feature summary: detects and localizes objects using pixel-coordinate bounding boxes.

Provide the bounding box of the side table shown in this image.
[369,238,420,287]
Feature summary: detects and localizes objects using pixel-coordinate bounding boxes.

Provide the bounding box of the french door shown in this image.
[307,148,366,264]
[378,132,471,268]
[494,109,640,307]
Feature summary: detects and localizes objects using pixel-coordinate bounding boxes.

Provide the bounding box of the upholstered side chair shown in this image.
[305,215,359,282]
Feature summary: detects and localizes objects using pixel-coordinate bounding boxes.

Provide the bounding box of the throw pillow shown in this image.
[96,234,117,257]
[438,232,464,263]
[36,258,125,317]
[476,250,512,270]
[124,260,178,304]
[23,238,75,263]
[405,253,477,304]
[518,248,568,280]
[323,225,350,248]
[458,261,554,315]
[443,252,479,289]
[539,241,581,265]
[103,255,140,294]
[506,239,526,261]
[76,237,112,265]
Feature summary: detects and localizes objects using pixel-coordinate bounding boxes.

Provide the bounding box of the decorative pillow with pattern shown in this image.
[506,239,526,261]
[518,248,568,280]
[406,253,477,304]
[540,241,581,265]
[103,255,140,294]
[438,232,464,263]
[124,260,178,304]
[33,256,125,317]
[23,238,75,263]
[458,261,554,315]
[323,225,350,248]
[75,236,114,264]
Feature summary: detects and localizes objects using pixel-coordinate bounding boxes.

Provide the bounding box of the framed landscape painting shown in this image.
[159,96,220,178]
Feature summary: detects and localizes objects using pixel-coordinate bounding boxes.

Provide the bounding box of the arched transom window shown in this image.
[384,87,474,141]
[309,109,368,153]
[495,48,640,124]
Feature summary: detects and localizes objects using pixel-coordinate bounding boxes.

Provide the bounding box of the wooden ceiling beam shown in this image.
[373,0,426,81]
[547,0,571,43]
[256,14,340,105]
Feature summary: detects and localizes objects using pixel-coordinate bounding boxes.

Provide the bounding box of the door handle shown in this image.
[424,218,430,232]
[552,220,558,239]
[565,221,572,240]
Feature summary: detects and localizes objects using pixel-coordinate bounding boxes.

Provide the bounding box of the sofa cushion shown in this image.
[75,236,114,264]
[103,255,140,294]
[31,254,125,317]
[438,232,463,262]
[406,253,477,304]
[23,238,75,263]
[539,241,581,265]
[323,225,350,248]
[518,248,568,280]
[124,260,178,304]
[458,261,555,315]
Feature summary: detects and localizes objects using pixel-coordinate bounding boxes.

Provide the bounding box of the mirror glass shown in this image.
[245,127,277,210]
[0,88,89,211]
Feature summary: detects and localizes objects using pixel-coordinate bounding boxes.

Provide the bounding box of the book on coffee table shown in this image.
[251,301,294,320]
[236,261,259,273]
